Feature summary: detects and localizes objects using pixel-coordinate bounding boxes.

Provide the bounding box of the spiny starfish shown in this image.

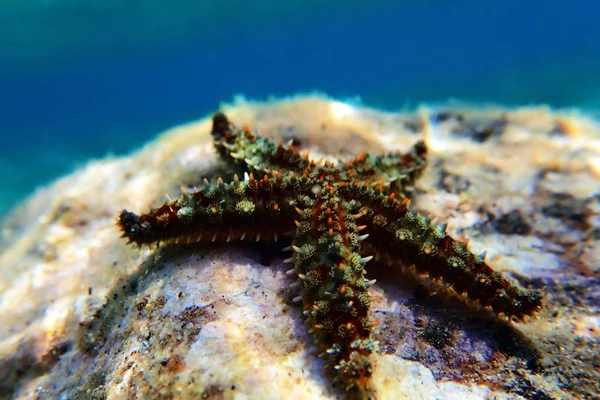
[117,112,542,398]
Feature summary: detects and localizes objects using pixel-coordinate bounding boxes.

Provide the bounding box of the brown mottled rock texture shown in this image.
[1,96,598,399]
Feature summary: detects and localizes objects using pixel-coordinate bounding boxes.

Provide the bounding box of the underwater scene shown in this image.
[0,0,598,399]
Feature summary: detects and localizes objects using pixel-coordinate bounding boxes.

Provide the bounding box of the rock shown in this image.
[1,95,598,399]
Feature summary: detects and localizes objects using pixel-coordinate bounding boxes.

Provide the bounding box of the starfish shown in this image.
[117,112,542,398]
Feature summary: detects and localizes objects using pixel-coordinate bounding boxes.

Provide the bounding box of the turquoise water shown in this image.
[0,0,598,215]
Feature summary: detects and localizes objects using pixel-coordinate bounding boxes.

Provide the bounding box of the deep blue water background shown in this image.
[0,0,599,215]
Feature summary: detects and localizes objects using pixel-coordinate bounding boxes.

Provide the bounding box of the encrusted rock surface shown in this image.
[0,95,599,399]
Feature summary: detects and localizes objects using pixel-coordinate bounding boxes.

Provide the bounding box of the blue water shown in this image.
[0,0,598,215]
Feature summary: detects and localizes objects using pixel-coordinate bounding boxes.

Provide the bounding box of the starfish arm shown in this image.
[290,187,378,394]
[341,140,428,195]
[339,183,542,320]
[117,171,305,247]
[211,112,313,176]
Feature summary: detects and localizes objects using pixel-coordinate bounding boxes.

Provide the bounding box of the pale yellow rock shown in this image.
[0,95,598,399]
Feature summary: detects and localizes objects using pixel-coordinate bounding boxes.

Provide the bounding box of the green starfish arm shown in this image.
[341,141,428,195]
[291,186,378,394]
[117,170,307,247]
[339,184,543,320]
[211,112,313,177]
